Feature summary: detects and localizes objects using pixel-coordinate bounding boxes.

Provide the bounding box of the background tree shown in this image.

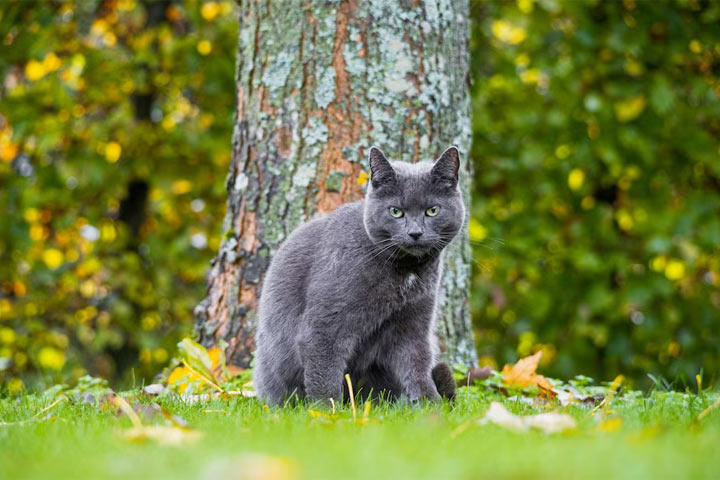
[194,0,478,368]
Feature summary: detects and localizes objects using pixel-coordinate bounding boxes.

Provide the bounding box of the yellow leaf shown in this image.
[357,170,369,186]
[42,52,62,72]
[614,95,646,122]
[105,142,122,163]
[0,141,19,163]
[167,366,199,394]
[200,2,220,21]
[37,347,66,370]
[468,218,488,242]
[664,260,685,280]
[0,327,16,344]
[123,425,203,445]
[172,179,193,195]
[207,346,223,370]
[25,60,46,81]
[42,248,64,269]
[491,20,527,45]
[597,417,623,433]
[568,168,585,191]
[517,0,534,13]
[24,208,40,222]
[197,40,212,55]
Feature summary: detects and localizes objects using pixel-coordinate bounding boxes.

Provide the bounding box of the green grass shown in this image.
[1,388,719,480]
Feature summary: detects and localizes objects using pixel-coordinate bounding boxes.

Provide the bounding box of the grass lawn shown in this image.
[1,385,719,480]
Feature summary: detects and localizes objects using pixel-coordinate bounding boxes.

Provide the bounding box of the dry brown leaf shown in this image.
[501,351,555,394]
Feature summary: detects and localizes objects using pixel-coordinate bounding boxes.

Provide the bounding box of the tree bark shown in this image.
[194,0,477,369]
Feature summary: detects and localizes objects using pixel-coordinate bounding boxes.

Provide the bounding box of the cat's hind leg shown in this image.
[431,362,456,402]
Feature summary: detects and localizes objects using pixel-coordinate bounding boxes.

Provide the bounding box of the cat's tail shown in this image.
[431,362,456,402]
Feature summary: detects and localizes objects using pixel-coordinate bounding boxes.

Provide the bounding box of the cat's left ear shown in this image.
[431,145,460,189]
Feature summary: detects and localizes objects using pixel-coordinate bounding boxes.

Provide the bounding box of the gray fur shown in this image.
[253,146,464,406]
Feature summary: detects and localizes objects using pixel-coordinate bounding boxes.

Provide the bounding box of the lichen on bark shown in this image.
[195,0,477,368]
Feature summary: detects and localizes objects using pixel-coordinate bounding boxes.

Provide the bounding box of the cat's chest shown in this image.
[374,271,431,308]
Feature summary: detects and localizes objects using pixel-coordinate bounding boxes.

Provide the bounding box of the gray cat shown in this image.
[253,146,464,406]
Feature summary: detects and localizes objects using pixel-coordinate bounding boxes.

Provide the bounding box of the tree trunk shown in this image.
[194,0,477,369]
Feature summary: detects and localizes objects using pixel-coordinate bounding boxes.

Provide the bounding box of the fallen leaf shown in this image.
[501,351,555,394]
[177,338,216,381]
[143,384,167,396]
[123,425,203,445]
[597,417,623,433]
[481,402,576,434]
[452,401,576,437]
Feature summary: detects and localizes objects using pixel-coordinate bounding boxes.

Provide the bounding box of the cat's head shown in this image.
[363,146,465,258]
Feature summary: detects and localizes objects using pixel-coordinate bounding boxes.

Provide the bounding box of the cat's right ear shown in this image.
[368,146,396,189]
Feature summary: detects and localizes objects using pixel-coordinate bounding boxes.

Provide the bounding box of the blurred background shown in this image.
[0,0,718,392]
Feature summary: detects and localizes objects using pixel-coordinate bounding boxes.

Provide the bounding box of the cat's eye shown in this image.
[425,205,440,217]
[389,207,404,218]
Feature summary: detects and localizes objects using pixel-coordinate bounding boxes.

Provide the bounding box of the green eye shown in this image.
[389,207,404,218]
[425,205,440,217]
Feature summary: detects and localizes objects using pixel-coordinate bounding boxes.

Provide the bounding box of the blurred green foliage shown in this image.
[469,0,720,387]
[1,0,719,392]
[0,0,237,391]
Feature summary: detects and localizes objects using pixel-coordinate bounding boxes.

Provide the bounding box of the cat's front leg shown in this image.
[297,329,347,406]
[390,338,440,402]
[385,305,441,402]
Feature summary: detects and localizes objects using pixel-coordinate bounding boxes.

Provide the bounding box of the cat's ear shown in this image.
[431,145,460,189]
[368,146,396,188]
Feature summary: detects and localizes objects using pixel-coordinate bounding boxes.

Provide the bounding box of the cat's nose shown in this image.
[408,231,423,241]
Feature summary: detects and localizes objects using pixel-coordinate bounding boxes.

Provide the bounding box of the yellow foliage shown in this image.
[168,366,198,393]
[100,222,116,242]
[201,2,220,21]
[616,209,634,231]
[517,0,534,13]
[356,170,369,186]
[37,346,66,370]
[665,260,686,280]
[568,168,585,191]
[104,141,122,163]
[42,53,62,72]
[24,208,40,222]
[0,327,15,344]
[492,20,527,45]
[514,53,529,67]
[468,218,488,241]
[0,141,19,163]
[555,144,571,159]
[42,248,64,269]
[172,179,193,195]
[79,280,97,298]
[614,95,646,122]
[597,417,623,433]
[520,68,540,84]
[8,378,24,395]
[25,60,46,81]
[197,40,212,56]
